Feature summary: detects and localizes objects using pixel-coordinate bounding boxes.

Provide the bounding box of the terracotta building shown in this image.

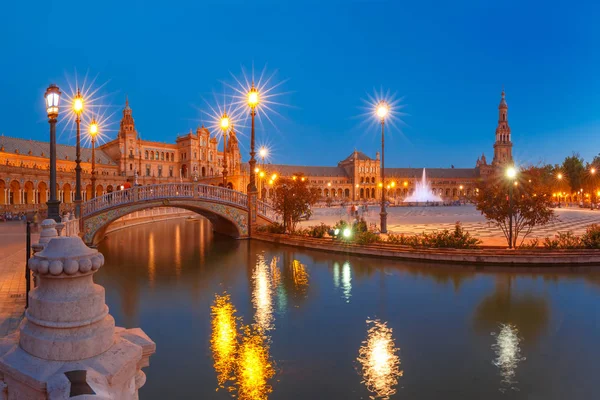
[0,91,512,211]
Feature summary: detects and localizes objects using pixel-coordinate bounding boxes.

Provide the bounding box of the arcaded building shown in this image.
[0,91,512,211]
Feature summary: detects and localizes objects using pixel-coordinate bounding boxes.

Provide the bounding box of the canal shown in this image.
[95,218,600,399]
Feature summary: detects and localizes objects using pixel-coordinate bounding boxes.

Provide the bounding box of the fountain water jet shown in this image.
[404,168,443,203]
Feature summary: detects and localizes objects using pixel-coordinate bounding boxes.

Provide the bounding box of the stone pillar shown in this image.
[0,236,155,399]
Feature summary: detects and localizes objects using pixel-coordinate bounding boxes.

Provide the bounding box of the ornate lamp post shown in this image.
[506,166,517,249]
[220,112,230,186]
[591,167,596,209]
[73,89,84,218]
[557,173,563,208]
[376,101,389,233]
[247,83,260,235]
[90,118,98,199]
[45,84,61,222]
[258,147,268,198]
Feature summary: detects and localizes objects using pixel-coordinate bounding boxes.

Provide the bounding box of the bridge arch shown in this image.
[81,183,276,246]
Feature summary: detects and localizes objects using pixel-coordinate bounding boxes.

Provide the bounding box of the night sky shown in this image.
[1,0,599,168]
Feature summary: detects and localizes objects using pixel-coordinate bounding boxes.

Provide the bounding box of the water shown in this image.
[404,168,443,203]
[96,218,600,399]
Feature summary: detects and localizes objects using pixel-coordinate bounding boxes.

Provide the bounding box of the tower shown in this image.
[492,90,513,166]
[118,98,139,177]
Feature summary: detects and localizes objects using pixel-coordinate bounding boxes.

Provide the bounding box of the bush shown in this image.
[257,222,286,234]
[385,223,480,249]
[543,231,582,249]
[519,238,540,249]
[334,219,349,230]
[581,224,600,249]
[355,231,381,245]
[306,223,331,238]
[353,217,368,233]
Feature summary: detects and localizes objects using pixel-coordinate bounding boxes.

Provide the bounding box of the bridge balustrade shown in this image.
[82,183,275,221]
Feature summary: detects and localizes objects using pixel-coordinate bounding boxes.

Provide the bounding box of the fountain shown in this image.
[404,168,443,203]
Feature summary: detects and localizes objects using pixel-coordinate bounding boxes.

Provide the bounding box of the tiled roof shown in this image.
[339,151,373,164]
[385,168,479,179]
[0,135,116,165]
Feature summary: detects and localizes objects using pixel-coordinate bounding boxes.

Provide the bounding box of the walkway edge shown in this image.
[253,233,600,266]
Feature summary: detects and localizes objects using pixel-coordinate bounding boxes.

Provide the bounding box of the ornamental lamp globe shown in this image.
[248,84,259,109]
[45,84,61,119]
[376,101,389,119]
[220,113,230,131]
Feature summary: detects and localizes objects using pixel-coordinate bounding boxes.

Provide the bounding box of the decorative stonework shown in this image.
[82,199,253,244]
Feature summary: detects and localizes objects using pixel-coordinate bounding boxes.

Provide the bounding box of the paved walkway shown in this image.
[0,222,37,337]
[299,205,600,246]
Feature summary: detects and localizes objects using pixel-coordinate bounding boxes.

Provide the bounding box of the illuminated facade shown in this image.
[0,91,512,211]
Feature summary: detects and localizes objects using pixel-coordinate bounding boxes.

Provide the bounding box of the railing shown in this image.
[60,213,80,237]
[257,200,279,221]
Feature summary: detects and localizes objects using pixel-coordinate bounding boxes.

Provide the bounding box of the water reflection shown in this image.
[211,293,275,399]
[291,260,309,294]
[175,223,181,277]
[148,231,156,285]
[211,293,239,391]
[342,262,352,303]
[252,255,277,331]
[491,323,525,392]
[357,319,402,399]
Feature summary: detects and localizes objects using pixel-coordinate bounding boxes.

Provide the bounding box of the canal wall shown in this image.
[105,207,195,235]
[254,233,600,266]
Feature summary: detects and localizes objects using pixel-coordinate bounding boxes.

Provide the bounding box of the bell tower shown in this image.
[492,89,513,166]
[118,97,139,177]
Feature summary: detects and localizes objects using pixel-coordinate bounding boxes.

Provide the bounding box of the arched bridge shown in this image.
[81,183,277,246]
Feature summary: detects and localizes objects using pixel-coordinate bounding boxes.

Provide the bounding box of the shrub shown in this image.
[581,224,600,249]
[334,219,349,230]
[257,222,286,234]
[353,217,368,233]
[306,223,331,238]
[385,223,480,249]
[543,231,582,249]
[519,238,540,249]
[355,231,381,245]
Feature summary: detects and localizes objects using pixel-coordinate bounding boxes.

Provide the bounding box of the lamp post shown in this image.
[247,83,260,235]
[220,112,230,186]
[45,84,61,222]
[506,166,517,249]
[591,168,596,209]
[90,119,98,199]
[557,173,563,208]
[73,89,84,218]
[377,101,389,233]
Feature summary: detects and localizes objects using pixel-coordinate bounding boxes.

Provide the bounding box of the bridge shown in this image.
[80,183,277,246]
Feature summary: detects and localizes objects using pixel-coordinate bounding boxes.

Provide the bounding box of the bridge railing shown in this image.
[82,183,280,220]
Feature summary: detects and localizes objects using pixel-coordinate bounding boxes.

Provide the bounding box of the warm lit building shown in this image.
[0,91,512,211]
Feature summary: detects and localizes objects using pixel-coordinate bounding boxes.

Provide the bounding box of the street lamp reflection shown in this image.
[252,256,276,331]
[342,262,352,303]
[211,293,239,390]
[357,319,402,399]
[492,323,525,392]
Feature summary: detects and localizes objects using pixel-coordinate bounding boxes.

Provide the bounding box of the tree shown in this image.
[475,167,556,248]
[561,153,585,194]
[272,175,319,232]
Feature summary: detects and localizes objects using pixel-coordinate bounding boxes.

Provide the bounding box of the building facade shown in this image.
[0,91,512,211]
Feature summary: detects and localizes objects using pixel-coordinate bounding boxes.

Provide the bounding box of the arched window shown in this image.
[145,151,148,159]
[150,151,154,160]
[210,168,214,176]
[202,166,206,177]
[371,177,375,184]
[161,152,164,160]
[345,189,350,197]
[360,188,364,198]
[155,152,159,160]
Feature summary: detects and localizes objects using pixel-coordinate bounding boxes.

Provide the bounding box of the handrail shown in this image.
[82,183,278,222]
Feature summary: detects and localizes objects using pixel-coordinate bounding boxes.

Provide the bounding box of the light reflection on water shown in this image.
[95,218,600,399]
[357,319,402,399]
[491,323,525,392]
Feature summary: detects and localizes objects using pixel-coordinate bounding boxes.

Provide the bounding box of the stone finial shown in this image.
[38,219,58,246]
[22,237,114,361]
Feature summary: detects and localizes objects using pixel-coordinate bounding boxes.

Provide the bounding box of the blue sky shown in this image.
[1,0,599,168]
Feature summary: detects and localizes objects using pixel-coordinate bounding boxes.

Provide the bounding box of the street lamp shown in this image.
[246,82,260,235]
[220,112,230,186]
[45,84,61,222]
[89,118,98,199]
[591,168,597,209]
[506,166,517,249]
[376,100,389,233]
[557,173,563,207]
[259,146,268,169]
[73,89,84,218]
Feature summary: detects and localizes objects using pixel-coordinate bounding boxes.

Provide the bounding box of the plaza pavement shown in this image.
[298,205,600,246]
[0,222,36,337]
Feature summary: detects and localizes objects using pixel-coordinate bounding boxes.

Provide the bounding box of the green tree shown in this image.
[561,153,585,194]
[272,175,319,232]
[475,167,556,247]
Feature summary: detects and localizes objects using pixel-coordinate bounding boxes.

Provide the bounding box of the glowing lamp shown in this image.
[391,181,396,188]
[557,173,563,180]
[356,184,359,188]
[506,166,517,179]
[301,177,305,182]
[271,174,277,180]
[268,180,273,185]
[334,228,340,236]
[220,113,230,131]
[73,89,84,115]
[592,168,597,174]
[259,147,268,158]
[327,182,331,187]
[403,181,408,187]
[44,84,61,119]
[378,183,383,188]
[254,167,260,173]
[120,185,124,190]
[248,84,259,108]
[89,119,98,137]
[259,171,265,178]
[376,101,389,119]
[343,228,352,238]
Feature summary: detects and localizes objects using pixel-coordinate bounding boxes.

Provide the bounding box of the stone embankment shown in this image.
[254,233,600,266]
